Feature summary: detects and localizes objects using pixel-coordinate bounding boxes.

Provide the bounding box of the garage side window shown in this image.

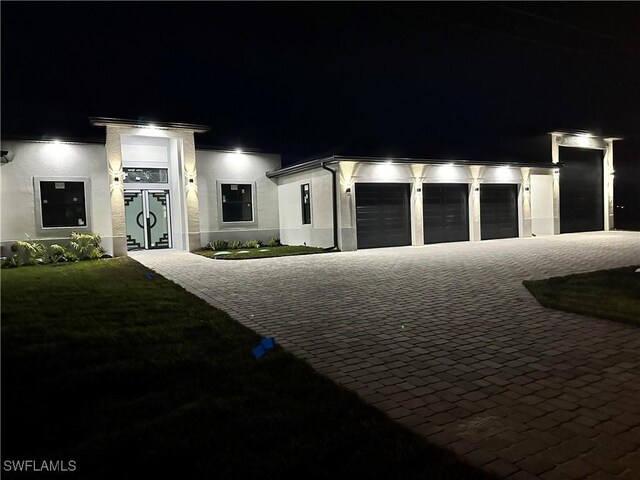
[39,180,88,228]
[221,183,253,222]
[301,183,311,224]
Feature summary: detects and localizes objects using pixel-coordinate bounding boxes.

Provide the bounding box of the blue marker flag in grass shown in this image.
[145,272,154,280]
[260,337,276,350]
[252,345,266,359]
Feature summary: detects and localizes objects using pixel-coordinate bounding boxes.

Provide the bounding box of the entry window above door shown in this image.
[221,183,253,222]
[123,168,168,184]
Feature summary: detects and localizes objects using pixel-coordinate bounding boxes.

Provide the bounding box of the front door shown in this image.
[124,190,172,250]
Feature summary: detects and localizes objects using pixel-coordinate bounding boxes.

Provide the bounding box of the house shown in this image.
[0,117,618,256]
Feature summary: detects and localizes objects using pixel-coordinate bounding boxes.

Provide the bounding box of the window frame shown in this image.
[34,177,92,233]
[301,183,311,225]
[216,180,257,227]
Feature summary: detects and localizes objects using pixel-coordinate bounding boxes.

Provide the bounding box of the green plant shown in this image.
[230,240,243,250]
[69,232,103,260]
[211,240,229,251]
[2,255,20,268]
[10,239,46,265]
[63,251,79,262]
[45,244,67,263]
[267,237,281,248]
[244,240,261,249]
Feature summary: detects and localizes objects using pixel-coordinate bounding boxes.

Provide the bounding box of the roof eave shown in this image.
[89,117,210,133]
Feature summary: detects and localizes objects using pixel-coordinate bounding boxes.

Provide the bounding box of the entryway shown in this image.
[124,190,172,250]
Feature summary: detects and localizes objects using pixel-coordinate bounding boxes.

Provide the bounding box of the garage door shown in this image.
[423,183,469,244]
[355,183,411,249]
[559,147,604,233]
[481,184,519,240]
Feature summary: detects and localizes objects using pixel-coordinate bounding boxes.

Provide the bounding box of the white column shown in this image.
[469,166,482,241]
[603,141,615,231]
[551,134,561,234]
[521,167,532,237]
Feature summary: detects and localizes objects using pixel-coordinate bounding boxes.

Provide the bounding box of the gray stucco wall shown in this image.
[0,140,114,256]
[196,150,281,246]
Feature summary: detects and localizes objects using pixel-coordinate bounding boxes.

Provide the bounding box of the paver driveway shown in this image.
[132,231,640,479]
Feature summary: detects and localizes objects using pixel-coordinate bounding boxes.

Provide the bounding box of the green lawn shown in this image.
[1,258,492,479]
[195,244,325,260]
[524,265,640,326]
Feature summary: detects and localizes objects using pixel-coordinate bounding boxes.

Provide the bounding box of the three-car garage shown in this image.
[354,180,522,249]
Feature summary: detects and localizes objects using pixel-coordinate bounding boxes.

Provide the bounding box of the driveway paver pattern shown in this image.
[131,231,640,479]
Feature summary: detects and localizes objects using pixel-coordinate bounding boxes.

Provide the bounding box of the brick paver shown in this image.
[131,231,640,478]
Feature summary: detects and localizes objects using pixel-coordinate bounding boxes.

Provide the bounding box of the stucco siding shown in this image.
[276,168,333,248]
[196,150,281,246]
[0,140,113,255]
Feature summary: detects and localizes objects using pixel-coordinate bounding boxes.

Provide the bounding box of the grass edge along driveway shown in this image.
[524,265,640,326]
[1,257,494,479]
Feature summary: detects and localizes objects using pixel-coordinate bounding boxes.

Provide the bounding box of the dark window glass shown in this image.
[40,181,87,228]
[301,183,311,224]
[222,184,253,222]
[123,168,168,183]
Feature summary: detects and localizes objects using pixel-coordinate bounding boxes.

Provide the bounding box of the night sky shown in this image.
[2,2,639,224]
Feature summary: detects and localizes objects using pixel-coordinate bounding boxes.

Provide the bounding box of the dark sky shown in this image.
[2,1,639,215]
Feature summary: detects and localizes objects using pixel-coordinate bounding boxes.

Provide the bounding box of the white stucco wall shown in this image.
[531,173,554,236]
[275,168,334,248]
[0,140,113,255]
[196,150,281,246]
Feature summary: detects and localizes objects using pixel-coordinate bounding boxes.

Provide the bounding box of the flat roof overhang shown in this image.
[90,117,210,133]
[267,155,559,179]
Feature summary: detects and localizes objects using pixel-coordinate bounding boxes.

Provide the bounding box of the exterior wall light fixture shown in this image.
[346,187,351,194]
[474,187,479,192]
[114,176,119,183]
[417,187,422,192]
[524,186,529,191]
[189,178,194,183]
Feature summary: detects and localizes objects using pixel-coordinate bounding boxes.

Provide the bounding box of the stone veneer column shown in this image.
[469,166,482,241]
[105,126,127,257]
[180,132,201,251]
[604,141,615,231]
[551,134,561,235]
[410,164,425,247]
[521,167,532,237]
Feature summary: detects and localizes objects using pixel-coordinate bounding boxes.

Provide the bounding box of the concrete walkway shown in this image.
[131,231,640,479]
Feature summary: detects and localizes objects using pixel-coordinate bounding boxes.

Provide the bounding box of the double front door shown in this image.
[124,190,172,250]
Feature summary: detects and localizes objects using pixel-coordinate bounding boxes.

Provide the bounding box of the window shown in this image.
[39,181,87,228]
[221,183,253,222]
[301,183,311,224]
[123,168,168,183]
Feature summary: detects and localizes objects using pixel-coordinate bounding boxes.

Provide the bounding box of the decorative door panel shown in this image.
[124,190,171,250]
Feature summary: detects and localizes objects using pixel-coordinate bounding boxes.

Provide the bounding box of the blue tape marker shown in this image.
[252,345,266,359]
[260,337,276,350]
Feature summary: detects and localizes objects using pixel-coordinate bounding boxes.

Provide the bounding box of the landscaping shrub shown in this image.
[2,232,104,268]
[230,240,243,250]
[267,237,281,247]
[211,240,229,251]
[244,240,261,249]
[70,232,104,260]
